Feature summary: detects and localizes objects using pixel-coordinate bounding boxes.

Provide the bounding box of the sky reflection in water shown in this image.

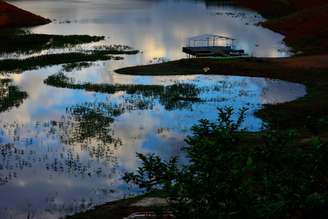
[0,67,306,218]
[0,0,305,218]
[12,0,290,59]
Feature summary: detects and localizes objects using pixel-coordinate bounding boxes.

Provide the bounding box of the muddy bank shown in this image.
[115,55,328,76]
[263,5,328,55]
[66,195,169,219]
[236,0,328,55]
[235,0,327,18]
[0,1,50,28]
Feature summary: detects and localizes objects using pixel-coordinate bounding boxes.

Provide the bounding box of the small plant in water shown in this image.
[0,79,28,112]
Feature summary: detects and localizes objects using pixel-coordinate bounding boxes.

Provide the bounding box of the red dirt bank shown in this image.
[236,0,328,55]
[236,0,327,17]
[0,1,50,29]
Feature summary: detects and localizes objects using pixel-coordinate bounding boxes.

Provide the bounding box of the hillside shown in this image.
[0,1,50,29]
[263,4,328,55]
[236,0,328,55]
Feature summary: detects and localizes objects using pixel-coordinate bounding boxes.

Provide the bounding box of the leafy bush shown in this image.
[124,107,328,219]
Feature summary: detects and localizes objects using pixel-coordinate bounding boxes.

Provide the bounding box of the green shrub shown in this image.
[124,107,328,219]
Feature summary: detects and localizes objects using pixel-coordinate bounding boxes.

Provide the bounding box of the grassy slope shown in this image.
[0,1,50,28]
[235,0,294,18]
[235,0,327,17]
[263,5,328,54]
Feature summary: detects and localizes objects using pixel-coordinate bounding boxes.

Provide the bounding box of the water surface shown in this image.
[10,0,291,59]
[1,0,305,218]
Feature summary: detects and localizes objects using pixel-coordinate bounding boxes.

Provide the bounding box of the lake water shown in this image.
[1,0,306,218]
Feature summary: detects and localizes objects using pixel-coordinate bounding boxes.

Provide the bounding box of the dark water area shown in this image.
[0,0,306,218]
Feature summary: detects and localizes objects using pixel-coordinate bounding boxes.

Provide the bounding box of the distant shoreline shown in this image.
[236,0,328,55]
[0,1,50,29]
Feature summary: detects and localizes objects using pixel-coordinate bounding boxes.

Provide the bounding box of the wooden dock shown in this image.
[182,34,246,57]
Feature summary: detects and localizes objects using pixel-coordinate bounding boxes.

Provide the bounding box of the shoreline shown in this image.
[0,1,51,29]
[66,195,170,219]
[237,0,328,55]
[114,55,328,130]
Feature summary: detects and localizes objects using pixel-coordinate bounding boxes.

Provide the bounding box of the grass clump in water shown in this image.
[0,78,28,112]
[62,62,94,72]
[0,45,139,72]
[44,73,201,110]
[0,31,105,54]
[0,51,124,72]
[93,45,139,55]
[47,102,125,163]
[65,102,124,146]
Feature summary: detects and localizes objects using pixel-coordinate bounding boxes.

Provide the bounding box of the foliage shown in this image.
[124,107,328,219]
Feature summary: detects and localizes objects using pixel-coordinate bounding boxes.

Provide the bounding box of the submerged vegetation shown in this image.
[0,101,128,186]
[124,108,328,219]
[0,30,138,72]
[0,51,118,72]
[0,31,105,54]
[51,102,124,163]
[0,49,134,72]
[44,72,201,110]
[0,78,28,112]
[93,45,140,55]
[64,102,123,146]
[62,62,94,72]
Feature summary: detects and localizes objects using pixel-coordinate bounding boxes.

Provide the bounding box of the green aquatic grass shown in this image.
[0,51,124,72]
[0,78,28,112]
[0,32,105,54]
[93,45,140,55]
[62,62,94,72]
[44,73,201,110]
[0,48,138,72]
[65,102,123,146]
[0,30,139,71]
